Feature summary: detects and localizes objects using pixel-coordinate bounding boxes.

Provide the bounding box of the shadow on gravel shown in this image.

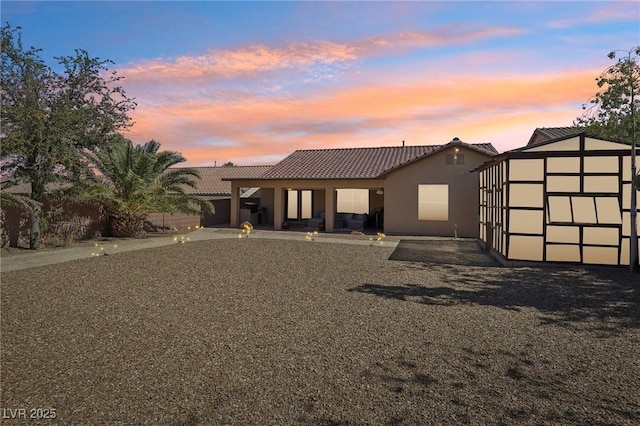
[355,348,640,425]
[389,239,500,267]
[347,270,640,424]
[349,265,640,331]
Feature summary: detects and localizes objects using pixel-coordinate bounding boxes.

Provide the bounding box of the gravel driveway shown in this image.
[2,238,639,425]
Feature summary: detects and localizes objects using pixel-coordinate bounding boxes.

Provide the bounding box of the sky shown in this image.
[3,1,639,166]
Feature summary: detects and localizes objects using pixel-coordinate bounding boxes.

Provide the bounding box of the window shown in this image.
[445,154,464,165]
[418,184,449,221]
[546,195,621,225]
[286,190,298,219]
[301,190,312,219]
[571,197,597,223]
[336,189,369,213]
[547,196,573,223]
[286,190,312,220]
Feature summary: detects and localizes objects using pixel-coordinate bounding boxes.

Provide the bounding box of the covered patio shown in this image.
[228,179,385,233]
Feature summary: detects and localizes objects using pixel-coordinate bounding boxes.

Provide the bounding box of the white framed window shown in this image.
[336,189,369,213]
[418,184,449,221]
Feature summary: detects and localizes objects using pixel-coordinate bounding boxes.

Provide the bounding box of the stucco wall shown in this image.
[147,211,201,231]
[202,198,230,226]
[1,199,107,248]
[384,147,491,237]
[258,188,275,226]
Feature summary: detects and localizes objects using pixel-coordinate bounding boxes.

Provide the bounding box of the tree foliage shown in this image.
[0,23,137,247]
[84,137,213,237]
[575,46,640,142]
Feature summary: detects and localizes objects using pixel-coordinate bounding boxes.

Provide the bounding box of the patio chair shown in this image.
[307,212,325,229]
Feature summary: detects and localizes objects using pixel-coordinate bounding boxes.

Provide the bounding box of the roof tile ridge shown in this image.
[293,144,444,153]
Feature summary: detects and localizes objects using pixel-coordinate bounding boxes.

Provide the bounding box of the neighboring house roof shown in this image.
[3,166,273,197]
[182,166,272,195]
[2,182,30,194]
[474,131,631,172]
[1,181,70,195]
[527,127,583,146]
[517,130,630,153]
[258,139,498,180]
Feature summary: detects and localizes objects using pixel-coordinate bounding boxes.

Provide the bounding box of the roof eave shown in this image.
[224,176,384,181]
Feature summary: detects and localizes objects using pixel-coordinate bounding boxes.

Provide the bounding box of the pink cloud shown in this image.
[115,21,608,167]
[122,65,601,166]
[119,23,521,86]
[120,41,358,83]
[355,24,523,56]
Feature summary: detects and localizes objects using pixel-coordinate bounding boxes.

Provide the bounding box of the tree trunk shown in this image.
[29,179,46,250]
[109,212,145,237]
[29,203,41,249]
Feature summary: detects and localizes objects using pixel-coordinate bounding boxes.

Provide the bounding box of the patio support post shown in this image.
[230,183,240,228]
[324,185,335,232]
[274,187,283,230]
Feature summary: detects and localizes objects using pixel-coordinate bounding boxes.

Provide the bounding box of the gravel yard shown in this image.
[2,238,639,425]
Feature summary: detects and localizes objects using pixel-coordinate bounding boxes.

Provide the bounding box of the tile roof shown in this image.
[2,181,69,195]
[180,166,272,195]
[527,127,583,146]
[2,182,31,194]
[3,167,273,197]
[260,140,498,180]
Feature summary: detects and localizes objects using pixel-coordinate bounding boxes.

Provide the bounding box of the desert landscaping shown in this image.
[2,236,638,424]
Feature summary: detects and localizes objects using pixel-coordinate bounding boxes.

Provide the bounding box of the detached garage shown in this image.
[477,129,638,267]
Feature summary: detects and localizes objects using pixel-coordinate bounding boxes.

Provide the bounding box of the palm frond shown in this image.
[0,180,42,212]
[83,137,211,219]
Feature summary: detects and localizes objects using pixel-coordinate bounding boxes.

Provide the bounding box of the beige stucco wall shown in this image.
[384,147,491,237]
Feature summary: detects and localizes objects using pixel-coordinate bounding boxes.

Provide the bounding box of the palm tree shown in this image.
[84,137,213,237]
[1,180,40,211]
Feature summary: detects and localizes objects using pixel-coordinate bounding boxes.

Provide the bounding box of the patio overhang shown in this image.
[224,177,385,232]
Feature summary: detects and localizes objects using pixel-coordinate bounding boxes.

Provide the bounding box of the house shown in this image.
[225,138,498,237]
[147,165,271,229]
[476,128,638,267]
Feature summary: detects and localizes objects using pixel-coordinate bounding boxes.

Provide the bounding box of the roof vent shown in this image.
[452,137,460,142]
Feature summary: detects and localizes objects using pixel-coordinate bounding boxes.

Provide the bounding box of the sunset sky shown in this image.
[3,1,639,166]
